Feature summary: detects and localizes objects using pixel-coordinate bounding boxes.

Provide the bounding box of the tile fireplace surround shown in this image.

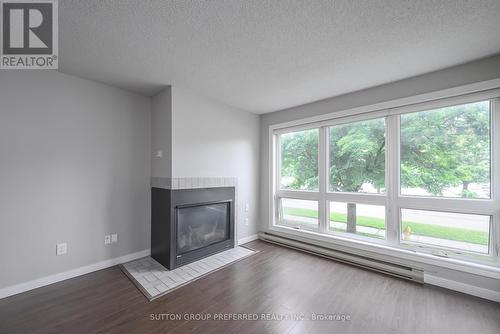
[151,177,238,190]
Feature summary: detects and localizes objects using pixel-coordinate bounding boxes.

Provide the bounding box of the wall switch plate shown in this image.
[111,233,118,243]
[104,235,111,245]
[56,243,67,256]
[245,218,249,226]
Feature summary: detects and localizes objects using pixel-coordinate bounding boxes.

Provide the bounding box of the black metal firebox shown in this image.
[151,187,235,270]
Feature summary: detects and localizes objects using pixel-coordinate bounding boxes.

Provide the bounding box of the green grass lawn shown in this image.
[283,207,489,246]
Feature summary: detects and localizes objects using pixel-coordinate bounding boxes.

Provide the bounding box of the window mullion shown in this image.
[318,127,327,233]
[386,114,400,245]
[274,134,281,223]
[492,98,500,259]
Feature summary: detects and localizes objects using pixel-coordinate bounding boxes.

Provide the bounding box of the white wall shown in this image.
[0,71,151,289]
[171,87,260,239]
[151,87,172,178]
[259,55,500,295]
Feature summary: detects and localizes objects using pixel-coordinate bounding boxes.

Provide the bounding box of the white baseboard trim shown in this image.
[238,234,258,245]
[424,274,500,302]
[0,249,150,300]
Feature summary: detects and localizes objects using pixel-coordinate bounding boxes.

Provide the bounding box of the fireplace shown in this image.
[151,186,235,270]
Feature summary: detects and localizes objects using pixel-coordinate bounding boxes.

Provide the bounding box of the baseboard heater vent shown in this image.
[258,232,424,283]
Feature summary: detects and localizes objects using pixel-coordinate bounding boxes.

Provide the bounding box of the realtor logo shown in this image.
[1,0,58,69]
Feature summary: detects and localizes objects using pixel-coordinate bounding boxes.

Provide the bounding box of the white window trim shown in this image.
[268,81,500,277]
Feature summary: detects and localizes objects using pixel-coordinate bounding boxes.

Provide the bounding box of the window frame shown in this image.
[270,89,500,269]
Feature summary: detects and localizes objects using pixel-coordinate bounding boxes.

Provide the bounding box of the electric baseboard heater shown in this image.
[258,232,424,283]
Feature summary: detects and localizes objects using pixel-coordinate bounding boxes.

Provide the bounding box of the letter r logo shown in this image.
[2,1,53,54]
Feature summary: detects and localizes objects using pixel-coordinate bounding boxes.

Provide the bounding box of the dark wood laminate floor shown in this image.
[0,240,499,334]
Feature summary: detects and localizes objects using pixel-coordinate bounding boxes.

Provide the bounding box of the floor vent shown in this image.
[259,232,424,283]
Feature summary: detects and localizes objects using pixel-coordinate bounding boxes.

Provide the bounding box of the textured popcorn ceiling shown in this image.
[59,0,500,113]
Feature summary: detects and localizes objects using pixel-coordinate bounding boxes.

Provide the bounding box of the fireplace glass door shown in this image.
[176,202,230,254]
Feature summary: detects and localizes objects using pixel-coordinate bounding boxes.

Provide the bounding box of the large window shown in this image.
[273,94,499,265]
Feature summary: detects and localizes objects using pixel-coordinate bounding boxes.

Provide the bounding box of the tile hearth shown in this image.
[120,246,256,300]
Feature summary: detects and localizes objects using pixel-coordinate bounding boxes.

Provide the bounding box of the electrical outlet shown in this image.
[111,233,118,243]
[56,243,67,256]
[244,218,249,226]
[104,235,111,245]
